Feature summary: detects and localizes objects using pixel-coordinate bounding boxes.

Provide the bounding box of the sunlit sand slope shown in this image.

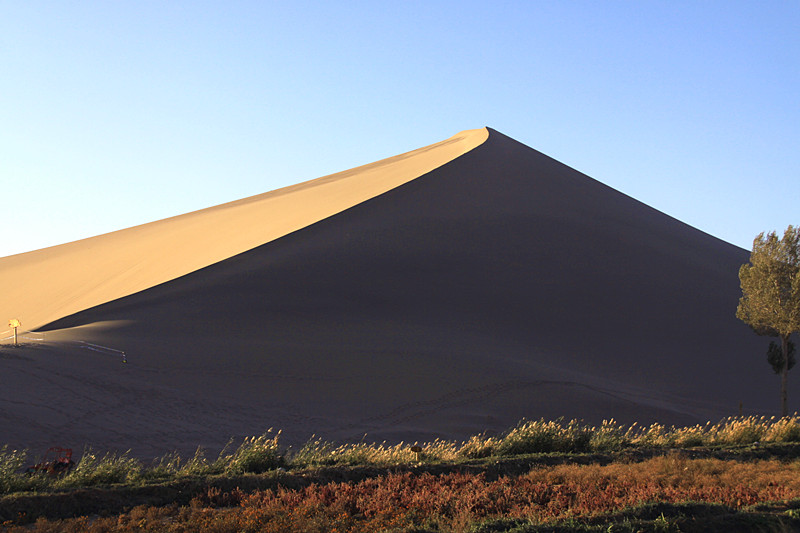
[0,128,777,458]
[0,128,488,331]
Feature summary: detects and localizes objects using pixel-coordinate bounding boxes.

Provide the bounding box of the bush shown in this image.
[217,430,284,474]
[0,446,42,493]
[766,416,800,443]
[289,437,428,467]
[456,434,498,459]
[708,416,767,446]
[56,448,142,487]
[496,418,593,455]
[588,419,629,451]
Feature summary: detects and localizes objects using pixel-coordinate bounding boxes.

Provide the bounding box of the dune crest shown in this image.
[0,128,488,331]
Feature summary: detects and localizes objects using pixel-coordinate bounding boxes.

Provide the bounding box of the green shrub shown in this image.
[56,448,142,487]
[217,430,284,474]
[289,437,425,467]
[588,419,629,451]
[496,418,591,455]
[708,416,767,446]
[0,445,44,493]
[766,416,800,442]
[178,447,215,476]
[290,436,336,466]
[457,434,498,459]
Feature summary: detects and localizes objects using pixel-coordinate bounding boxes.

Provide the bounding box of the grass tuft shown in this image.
[217,429,284,474]
[55,448,141,487]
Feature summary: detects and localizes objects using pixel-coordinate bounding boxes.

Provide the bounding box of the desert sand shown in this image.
[0,128,781,458]
[0,128,487,333]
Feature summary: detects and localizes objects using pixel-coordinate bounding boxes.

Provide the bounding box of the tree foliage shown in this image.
[736,225,800,340]
[768,340,796,374]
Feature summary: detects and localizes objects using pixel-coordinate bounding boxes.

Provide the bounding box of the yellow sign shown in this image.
[8,319,20,329]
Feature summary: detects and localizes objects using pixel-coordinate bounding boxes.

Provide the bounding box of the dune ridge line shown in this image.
[0,128,488,330]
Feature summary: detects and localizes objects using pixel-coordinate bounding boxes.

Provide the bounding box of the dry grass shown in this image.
[3,416,800,497]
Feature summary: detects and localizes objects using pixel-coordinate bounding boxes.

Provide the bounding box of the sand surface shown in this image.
[0,128,487,332]
[0,128,783,458]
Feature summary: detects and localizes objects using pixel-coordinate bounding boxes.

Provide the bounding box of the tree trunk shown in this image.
[782,335,790,417]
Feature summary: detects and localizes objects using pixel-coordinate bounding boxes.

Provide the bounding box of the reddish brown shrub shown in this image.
[6,456,800,532]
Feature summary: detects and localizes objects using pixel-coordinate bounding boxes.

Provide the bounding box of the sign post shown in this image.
[8,319,20,347]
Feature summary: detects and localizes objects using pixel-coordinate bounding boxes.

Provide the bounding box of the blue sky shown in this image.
[2,1,798,257]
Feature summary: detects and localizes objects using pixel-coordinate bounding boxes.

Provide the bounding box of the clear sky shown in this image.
[2,1,798,257]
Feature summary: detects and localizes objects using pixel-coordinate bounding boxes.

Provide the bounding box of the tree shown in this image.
[736,225,800,416]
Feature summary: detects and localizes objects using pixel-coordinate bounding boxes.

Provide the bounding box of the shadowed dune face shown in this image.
[0,128,780,457]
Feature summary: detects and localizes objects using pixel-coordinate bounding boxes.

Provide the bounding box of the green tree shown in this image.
[737,225,800,416]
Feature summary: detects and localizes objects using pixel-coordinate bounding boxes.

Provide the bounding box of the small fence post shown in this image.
[8,319,20,347]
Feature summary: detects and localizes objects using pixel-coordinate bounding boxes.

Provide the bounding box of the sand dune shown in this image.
[0,128,780,458]
[0,127,487,332]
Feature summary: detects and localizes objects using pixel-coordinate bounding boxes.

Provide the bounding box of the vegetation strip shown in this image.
[5,416,800,528]
[5,457,800,531]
